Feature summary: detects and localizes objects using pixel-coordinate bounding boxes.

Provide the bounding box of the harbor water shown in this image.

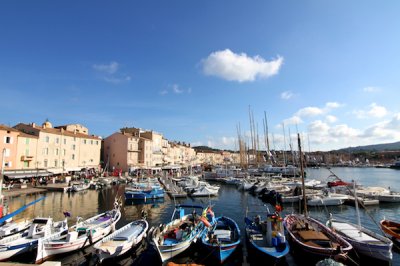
[5,167,400,266]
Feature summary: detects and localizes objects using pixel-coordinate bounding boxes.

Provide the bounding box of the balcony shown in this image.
[21,155,34,161]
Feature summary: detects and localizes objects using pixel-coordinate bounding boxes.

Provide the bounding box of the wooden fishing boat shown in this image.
[245,207,289,263]
[283,134,352,263]
[151,205,211,263]
[39,199,121,261]
[94,219,148,263]
[201,216,240,263]
[284,214,352,262]
[380,219,400,240]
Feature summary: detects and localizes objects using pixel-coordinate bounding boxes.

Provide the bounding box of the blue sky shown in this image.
[1,1,400,151]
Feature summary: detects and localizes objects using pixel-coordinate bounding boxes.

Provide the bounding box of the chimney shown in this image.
[31,123,36,128]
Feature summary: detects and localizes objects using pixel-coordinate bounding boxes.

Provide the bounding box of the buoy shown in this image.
[200,216,211,227]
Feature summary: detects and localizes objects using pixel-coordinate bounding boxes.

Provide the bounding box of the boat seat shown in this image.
[297,230,330,241]
[112,236,128,241]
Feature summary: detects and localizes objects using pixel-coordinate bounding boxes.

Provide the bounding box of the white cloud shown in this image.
[103,76,131,84]
[161,84,191,95]
[201,49,283,82]
[308,120,330,133]
[330,124,360,138]
[325,115,337,123]
[325,102,342,109]
[363,113,400,140]
[281,91,294,100]
[92,61,131,84]
[368,103,388,118]
[172,84,184,94]
[354,103,388,119]
[296,107,324,117]
[363,86,381,93]
[283,116,303,125]
[93,61,119,74]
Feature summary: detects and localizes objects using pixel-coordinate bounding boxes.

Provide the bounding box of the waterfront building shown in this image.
[14,120,101,174]
[103,131,140,173]
[16,132,38,170]
[0,124,20,170]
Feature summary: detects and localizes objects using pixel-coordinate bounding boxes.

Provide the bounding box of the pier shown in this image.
[158,176,187,198]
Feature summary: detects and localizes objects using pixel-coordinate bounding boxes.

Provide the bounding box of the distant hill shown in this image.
[193,146,235,153]
[335,141,400,152]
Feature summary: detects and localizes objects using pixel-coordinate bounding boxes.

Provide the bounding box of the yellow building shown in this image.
[14,120,101,174]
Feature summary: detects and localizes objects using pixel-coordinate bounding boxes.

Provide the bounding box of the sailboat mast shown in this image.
[354,180,362,232]
[297,133,308,216]
[264,111,271,163]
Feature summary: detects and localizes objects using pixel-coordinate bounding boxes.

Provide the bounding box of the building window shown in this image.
[72,144,76,150]
[55,138,59,144]
[91,140,93,145]
[55,148,59,156]
[63,149,66,155]
[54,160,58,167]
[45,136,49,143]
[83,139,87,144]
[96,141,99,145]
[64,139,67,145]
[25,138,30,144]
[4,136,12,144]
[72,154,75,160]
[25,149,29,156]
[4,161,11,167]
[4,148,10,157]
[24,161,29,168]
[44,160,48,167]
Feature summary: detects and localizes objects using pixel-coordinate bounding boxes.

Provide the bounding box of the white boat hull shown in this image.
[94,220,148,263]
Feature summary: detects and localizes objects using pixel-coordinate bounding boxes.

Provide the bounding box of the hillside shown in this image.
[335,141,400,152]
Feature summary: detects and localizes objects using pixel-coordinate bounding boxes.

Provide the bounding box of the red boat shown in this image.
[327,180,352,188]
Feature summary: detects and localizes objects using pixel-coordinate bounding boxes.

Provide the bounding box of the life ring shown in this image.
[200,216,211,227]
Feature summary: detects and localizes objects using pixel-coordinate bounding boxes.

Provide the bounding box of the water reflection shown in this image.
[3,167,400,265]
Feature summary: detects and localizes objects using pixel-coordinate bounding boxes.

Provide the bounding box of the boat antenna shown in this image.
[297,133,308,217]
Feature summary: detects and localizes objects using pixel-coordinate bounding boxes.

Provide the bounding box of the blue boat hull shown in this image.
[124,189,164,200]
[244,216,289,262]
[201,216,241,264]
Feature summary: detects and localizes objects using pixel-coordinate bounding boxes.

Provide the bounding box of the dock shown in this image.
[158,176,187,198]
[0,261,60,266]
[36,183,71,193]
[346,196,380,206]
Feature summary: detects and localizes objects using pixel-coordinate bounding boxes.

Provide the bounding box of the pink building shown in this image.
[0,125,19,170]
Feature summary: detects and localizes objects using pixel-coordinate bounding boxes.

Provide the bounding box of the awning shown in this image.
[4,170,53,179]
[65,167,82,172]
[47,168,67,174]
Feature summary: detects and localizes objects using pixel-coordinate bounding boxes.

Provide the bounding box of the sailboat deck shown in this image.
[332,221,381,243]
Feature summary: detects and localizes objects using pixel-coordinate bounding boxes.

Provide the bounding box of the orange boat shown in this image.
[380,219,400,240]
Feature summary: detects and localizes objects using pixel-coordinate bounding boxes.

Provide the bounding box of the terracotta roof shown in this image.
[0,124,19,132]
[17,132,39,138]
[17,123,101,140]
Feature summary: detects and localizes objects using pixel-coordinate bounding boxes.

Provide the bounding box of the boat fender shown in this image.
[200,216,211,227]
[333,253,347,263]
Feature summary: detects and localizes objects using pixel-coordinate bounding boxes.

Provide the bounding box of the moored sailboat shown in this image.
[327,181,393,262]
[283,134,352,263]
